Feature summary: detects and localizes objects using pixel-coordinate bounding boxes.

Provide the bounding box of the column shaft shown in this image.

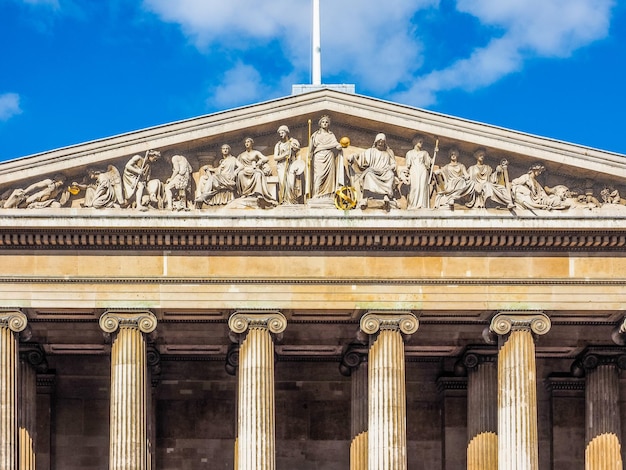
[368,329,407,469]
[350,364,367,470]
[110,326,148,470]
[498,330,538,470]
[467,359,497,470]
[585,363,622,470]
[0,326,18,470]
[0,311,27,470]
[238,327,275,470]
[18,358,37,470]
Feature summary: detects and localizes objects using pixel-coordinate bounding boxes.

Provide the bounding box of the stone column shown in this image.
[0,310,27,470]
[489,311,550,470]
[463,351,498,470]
[99,310,157,470]
[228,311,287,470]
[581,352,624,470]
[340,344,368,470]
[18,344,47,470]
[359,311,418,470]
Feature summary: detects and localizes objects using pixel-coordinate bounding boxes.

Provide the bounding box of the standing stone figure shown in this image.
[348,133,397,210]
[433,148,471,208]
[307,115,343,201]
[404,135,433,209]
[236,137,277,208]
[123,149,161,211]
[164,154,193,211]
[466,149,513,208]
[274,125,302,204]
[195,144,241,207]
[4,174,68,209]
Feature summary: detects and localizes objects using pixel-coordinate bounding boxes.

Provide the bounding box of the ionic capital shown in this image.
[489,311,551,337]
[576,350,626,372]
[0,309,28,333]
[99,310,158,334]
[228,311,287,335]
[359,311,419,336]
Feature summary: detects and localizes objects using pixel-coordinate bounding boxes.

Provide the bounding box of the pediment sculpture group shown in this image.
[1,115,623,213]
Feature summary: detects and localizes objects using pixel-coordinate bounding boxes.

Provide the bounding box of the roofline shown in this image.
[0,89,624,183]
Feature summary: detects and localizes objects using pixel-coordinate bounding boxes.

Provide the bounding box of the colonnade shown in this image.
[1,309,624,469]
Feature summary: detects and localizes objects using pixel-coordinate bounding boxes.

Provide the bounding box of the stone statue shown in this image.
[73,166,123,209]
[511,163,570,210]
[347,133,397,210]
[433,148,471,209]
[466,149,514,209]
[307,115,344,202]
[164,154,193,211]
[122,149,161,211]
[274,125,303,204]
[195,144,241,207]
[601,187,622,205]
[236,137,277,208]
[4,174,69,209]
[404,135,433,209]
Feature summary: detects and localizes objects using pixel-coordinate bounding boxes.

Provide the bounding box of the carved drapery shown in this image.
[360,311,418,470]
[489,312,550,470]
[228,311,286,470]
[0,310,27,470]
[99,310,157,470]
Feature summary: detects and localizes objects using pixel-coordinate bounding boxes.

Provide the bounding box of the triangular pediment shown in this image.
[1,89,625,218]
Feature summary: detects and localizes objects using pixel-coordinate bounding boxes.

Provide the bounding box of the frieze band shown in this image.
[2,116,625,214]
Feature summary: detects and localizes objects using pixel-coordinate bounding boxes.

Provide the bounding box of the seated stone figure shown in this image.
[235,137,277,208]
[511,163,570,210]
[465,149,514,209]
[347,133,397,210]
[195,144,241,207]
[433,148,472,208]
[73,166,124,209]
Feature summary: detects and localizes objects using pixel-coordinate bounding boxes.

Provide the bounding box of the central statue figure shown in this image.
[307,115,344,203]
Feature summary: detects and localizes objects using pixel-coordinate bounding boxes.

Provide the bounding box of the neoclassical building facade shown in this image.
[1,89,626,469]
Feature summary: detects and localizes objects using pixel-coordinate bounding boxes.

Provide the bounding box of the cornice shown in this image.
[0,225,625,252]
[4,276,626,286]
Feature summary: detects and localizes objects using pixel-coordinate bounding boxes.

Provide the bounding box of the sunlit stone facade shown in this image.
[1,90,626,468]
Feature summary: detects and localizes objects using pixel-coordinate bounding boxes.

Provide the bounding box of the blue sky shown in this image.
[1,0,625,161]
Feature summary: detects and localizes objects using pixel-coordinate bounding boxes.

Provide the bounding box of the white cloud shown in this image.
[142,0,438,103]
[142,0,615,109]
[0,94,22,122]
[396,0,615,106]
[210,63,270,109]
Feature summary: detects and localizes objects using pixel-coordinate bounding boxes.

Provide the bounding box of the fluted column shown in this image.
[581,353,624,470]
[340,344,368,470]
[464,351,498,470]
[0,310,27,470]
[360,311,418,470]
[490,312,550,470]
[18,344,47,470]
[100,310,157,470]
[228,311,287,470]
